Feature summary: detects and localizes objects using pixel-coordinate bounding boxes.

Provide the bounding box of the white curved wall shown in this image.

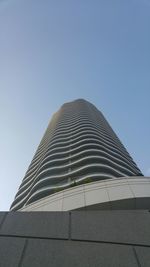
[20,176,150,211]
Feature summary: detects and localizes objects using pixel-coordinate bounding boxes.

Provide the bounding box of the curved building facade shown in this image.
[10,99,143,211]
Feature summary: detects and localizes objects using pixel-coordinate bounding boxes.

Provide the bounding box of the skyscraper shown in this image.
[11,99,146,211]
[2,99,150,267]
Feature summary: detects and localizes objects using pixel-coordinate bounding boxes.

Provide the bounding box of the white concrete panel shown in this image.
[20,192,64,211]
[105,178,128,187]
[62,194,85,211]
[85,188,109,206]
[62,185,85,211]
[130,183,150,198]
[40,200,63,211]
[84,180,106,190]
[63,185,84,197]
[107,184,133,202]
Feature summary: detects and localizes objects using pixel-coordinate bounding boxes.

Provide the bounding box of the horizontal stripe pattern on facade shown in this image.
[10,99,143,211]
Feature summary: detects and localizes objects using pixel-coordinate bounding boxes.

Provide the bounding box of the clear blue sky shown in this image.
[0,0,150,210]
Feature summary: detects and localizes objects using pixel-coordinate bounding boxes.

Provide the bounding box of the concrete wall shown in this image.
[0,211,150,266]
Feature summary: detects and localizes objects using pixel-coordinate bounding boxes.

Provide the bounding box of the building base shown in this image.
[20,176,150,211]
[0,210,150,266]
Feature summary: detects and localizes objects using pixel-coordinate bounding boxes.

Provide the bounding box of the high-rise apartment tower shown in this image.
[11,99,147,211]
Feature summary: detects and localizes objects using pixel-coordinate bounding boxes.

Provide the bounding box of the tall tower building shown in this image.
[2,99,150,267]
[11,99,146,211]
